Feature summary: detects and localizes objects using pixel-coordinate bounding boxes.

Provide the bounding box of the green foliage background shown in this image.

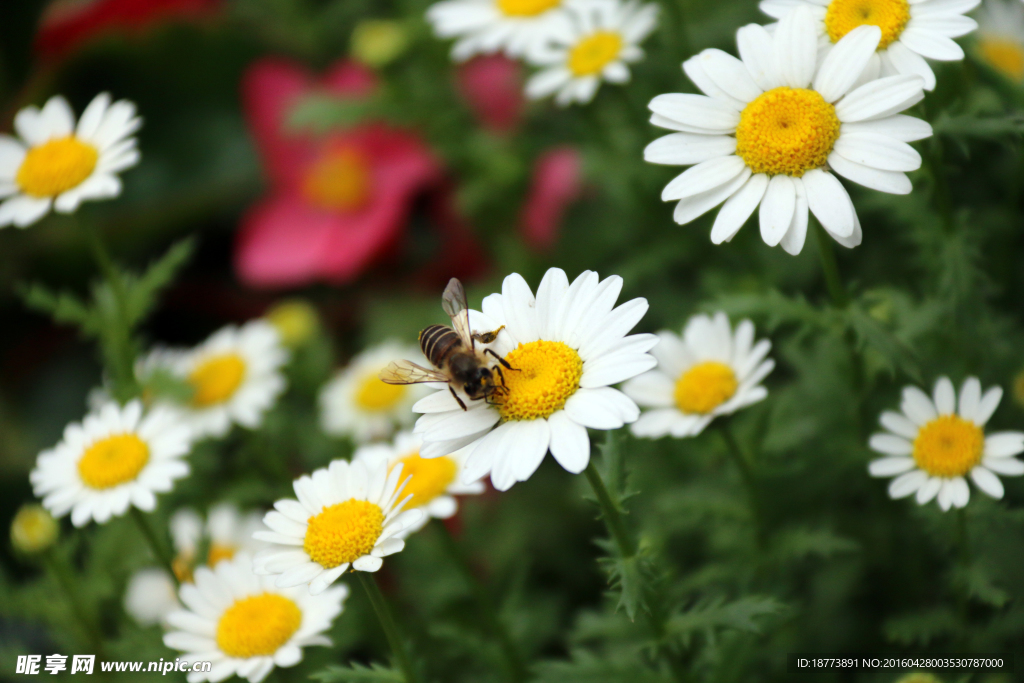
[1,0,1024,681]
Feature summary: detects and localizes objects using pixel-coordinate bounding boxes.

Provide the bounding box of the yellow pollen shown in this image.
[10,505,58,554]
[391,452,457,508]
[568,32,624,77]
[912,414,984,478]
[77,433,149,489]
[496,0,561,17]
[499,340,582,421]
[355,372,408,411]
[172,554,195,584]
[216,593,301,658]
[824,0,910,49]
[674,361,738,415]
[16,136,98,198]
[265,299,319,347]
[735,87,840,177]
[304,499,384,568]
[207,543,237,566]
[189,354,247,407]
[979,37,1024,82]
[302,149,372,212]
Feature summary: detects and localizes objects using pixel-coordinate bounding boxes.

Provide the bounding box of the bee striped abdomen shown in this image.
[419,324,462,368]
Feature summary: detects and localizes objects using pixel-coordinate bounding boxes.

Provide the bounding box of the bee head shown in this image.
[463,366,495,400]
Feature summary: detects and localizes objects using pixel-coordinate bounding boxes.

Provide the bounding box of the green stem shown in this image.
[719,424,764,549]
[814,220,850,309]
[43,548,106,658]
[434,520,527,683]
[358,572,419,683]
[130,508,180,590]
[583,460,636,559]
[82,223,140,403]
[954,508,971,647]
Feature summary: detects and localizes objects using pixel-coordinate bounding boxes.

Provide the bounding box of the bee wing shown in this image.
[379,360,449,385]
[441,277,474,348]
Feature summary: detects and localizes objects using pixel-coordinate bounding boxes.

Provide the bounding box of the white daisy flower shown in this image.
[427,0,569,60]
[169,320,288,439]
[868,377,1024,510]
[163,552,347,683]
[0,93,140,228]
[320,341,430,444]
[125,504,267,626]
[413,268,657,491]
[124,567,180,627]
[646,8,931,254]
[253,458,423,595]
[623,313,775,438]
[760,0,979,91]
[974,0,1024,82]
[354,431,485,536]
[30,400,192,527]
[525,0,659,106]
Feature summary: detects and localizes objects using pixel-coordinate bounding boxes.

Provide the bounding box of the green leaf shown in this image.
[310,663,405,683]
[666,596,784,644]
[844,304,923,383]
[18,283,97,334]
[287,94,381,134]
[123,238,196,327]
[932,113,1024,140]
[768,526,859,564]
[533,653,672,683]
[142,368,195,404]
[884,607,959,646]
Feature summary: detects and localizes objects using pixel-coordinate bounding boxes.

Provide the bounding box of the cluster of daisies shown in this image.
[427,0,660,106]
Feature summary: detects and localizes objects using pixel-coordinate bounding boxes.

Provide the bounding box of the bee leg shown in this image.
[483,347,517,371]
[472,325,506,345]
[449,385,468,411]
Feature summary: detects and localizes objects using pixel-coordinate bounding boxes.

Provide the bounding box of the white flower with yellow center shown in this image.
[29,400,192,527]
[354,431,485,536]
[623,313,775,438]
[413,268,656,491]
[647,8,930,254]
[0,93,140,228]
[320,342,429,444]
[125,504,267,626]
[427,0,569,60]
[253,458,423,595]
[868,377,1024,510]
[163,552,346,683]
[525,0,659,106]
[974,0,1024,82]
[170,320,288,439]
[760,0,979,91]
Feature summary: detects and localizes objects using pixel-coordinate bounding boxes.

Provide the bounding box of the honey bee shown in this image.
[379,278,514,411]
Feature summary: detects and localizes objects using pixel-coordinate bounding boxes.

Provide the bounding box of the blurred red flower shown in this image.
[235,58,444,289]
[34,0,220,60]
[520,146,583,252]
[456,55,524,135]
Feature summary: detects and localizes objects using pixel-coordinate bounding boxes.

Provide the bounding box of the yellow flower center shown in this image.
[568,32,624,77]
[824,0,910,49]
[355,372,408,412]
[304,499,384,568]
[16,136,99,198]
[979,37,1024,82]
[77,433,150,489]
[216,593,302,658]
[189,354,247,407]
[674,361,738,415]
[302,149,372,212]
[207,542,237,566]
[735,87,841,177]
[912,414,984,478]
[499,340,583,421]
[173,541,238,583]
[391,452,457,508]
[496,0,561,17]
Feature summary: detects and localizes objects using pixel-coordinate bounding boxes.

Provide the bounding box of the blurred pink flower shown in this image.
[35,0,221,60]
[235,58,442,289]
[456,55,524,134]
[520,147,583,252]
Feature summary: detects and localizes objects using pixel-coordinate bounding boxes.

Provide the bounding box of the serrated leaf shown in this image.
[19,283,97,333]
[844,304,922,382]
[666,596,784,644]
[123,238,196,327]
[142,368,195,404]
[883,607,959,646]
[768,526,859,564]
[310,663,405,683]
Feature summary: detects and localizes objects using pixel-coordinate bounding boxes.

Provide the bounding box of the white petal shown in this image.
[683,57,746,109]
[779,179,809,255]
[836,75,925,122]
[869,433,914,455]
[916,477,942,504]
[970,466,1004,499]
[982,456,1024,476]
[353,555,383,572]
[958,377,981,421]
[672,167,752,225]
[832,132,921,172]
[772,7,820,88]
[737,23,777,91]
[644,133,737,166]
[759,174,796,246]
[512,418,552,484]
[902,385,938,425]
[884,41,937,91]
[697,49,763,103]
[974,386,1003,426]
[827,152,912,194]
[710,173,769,244]
[802,169,854,238]
[898,28,965,60]
[889,469,928,498]
[932,376,956,414]
[661,155,747,201]
[949,476,970,508]
[840,115,932,142]
[880,410,918,439]
[813,25,882,102]
[547,409,590,473]
[983,432,1024,458]
[648,94,741,133]
[868,457,916,476]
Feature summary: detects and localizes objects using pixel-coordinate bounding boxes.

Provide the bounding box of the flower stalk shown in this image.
[813,220,850,309]
[358,572,419,683]
[43,548,105,658]
[583,459,637,559]
[129,507,179,590]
